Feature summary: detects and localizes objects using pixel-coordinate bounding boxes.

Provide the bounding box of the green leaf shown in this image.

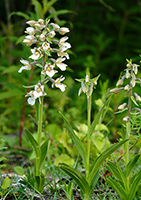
[9,11,30,20]
[128,169,141,200]
[31,0,43,19]
[126,155,140,178]
[106,176,127,200]
[14,166,24,176]
[89,97,111,138]
[25,129,39,157]
[106,161,122,182]
[43,0,58,15]
[0,90,24,100]
[60,163,90,195]
[39,139,49,170]
[59,112,87,168]
[130,95,139,106]
[90,74,101,83]
[88,139,128,185]
[2,65,18,74]
[90,170,99,193]
[116,163,128,192]
[1,176,11,190]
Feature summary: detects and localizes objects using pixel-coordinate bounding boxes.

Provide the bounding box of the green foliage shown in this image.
[106,158,141,200]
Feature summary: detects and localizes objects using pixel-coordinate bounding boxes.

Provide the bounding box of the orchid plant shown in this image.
[107,59,141,200]
[59,69,127,199]
[18,18,71,193]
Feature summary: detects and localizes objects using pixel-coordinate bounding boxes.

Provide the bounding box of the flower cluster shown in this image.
[110,59,141,122]
[18,19,71,105]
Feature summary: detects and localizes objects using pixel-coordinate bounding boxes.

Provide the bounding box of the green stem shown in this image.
[86,95,92,179]
[125,77,132,189]
[35,97,43,176]
[38,97,43,145]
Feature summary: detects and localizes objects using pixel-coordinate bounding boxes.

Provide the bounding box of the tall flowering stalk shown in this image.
[18,18,71,193]
[106,59,141,200]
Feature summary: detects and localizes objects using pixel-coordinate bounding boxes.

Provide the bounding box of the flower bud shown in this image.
[130,74,136,87]
[118,103,127,111]
[134,93,141,102]
[26,20,36,26]
[124,84,130,92]
[110,88,120,94]
[39,34,46,41]
[59,27,70,35]
[87,82,93,98]
[125,69,130,78]
[50,23,60,31]
[35,23,42,30]
[23,39,32,46]
[116,79,123,86]
[85,75,89,83]
[81,81,87,93]
[123,116,129,123]
[38,19,44,25]
[133,64,138,74]
[48,30,56,38]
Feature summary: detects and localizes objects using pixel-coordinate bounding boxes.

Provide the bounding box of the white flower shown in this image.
[48,30,56,38]
[41,63,57,77]
[55,57,67,71]
[18,59,31,73]
[25,91,36,105]
[58,36,71,49]
[29,48,43,60]
[59,27,70,35]
[42,42,52,52]
[25,83,46,105]
[33,83,46,98]
[25,27,35,35]
[56,48,69,59]
[52,76,66,92]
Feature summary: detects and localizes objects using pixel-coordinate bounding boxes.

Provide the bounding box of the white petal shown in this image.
[27,97,35,105]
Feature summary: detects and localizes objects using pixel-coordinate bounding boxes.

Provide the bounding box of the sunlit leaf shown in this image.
[60,163,90,195]
[59,111,87,168]
[1,176,11,190]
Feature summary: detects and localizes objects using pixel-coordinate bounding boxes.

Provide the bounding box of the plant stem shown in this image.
[86,95,92,178]
[125,79,132,189]
[37,97,43,146]
[35,97,43,176]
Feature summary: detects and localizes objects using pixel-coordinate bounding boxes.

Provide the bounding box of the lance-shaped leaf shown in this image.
[59,112,87,168]
[106,161,122,182]
[25,129,39,157]
[88,96,111,138]
[106,176,127,200]
[60,163,90,195]
[39,139,49,170]
[128,169,141,200]
[125,155,140,178]
[88,139,128,185]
